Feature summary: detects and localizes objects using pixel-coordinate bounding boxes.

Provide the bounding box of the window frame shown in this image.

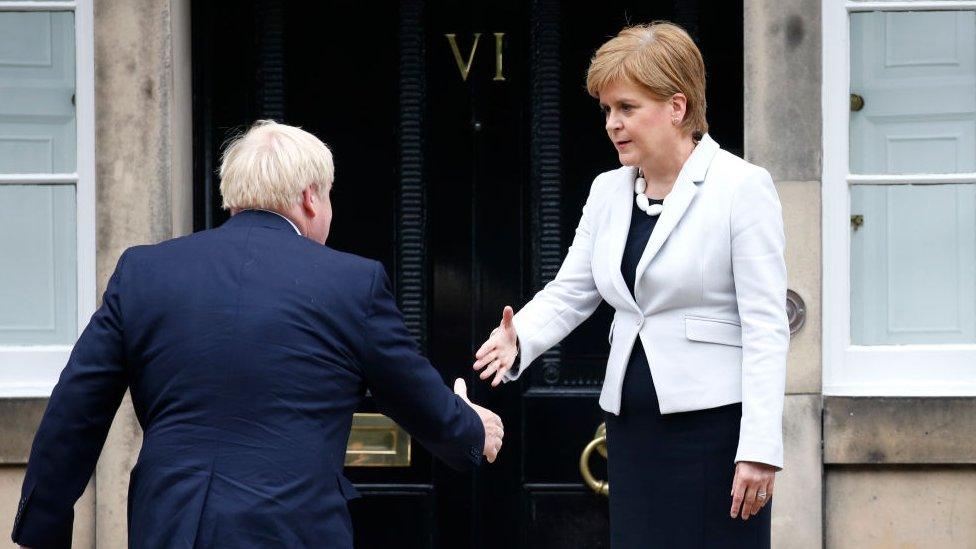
[0,0,95,397]
[822,0,976,396]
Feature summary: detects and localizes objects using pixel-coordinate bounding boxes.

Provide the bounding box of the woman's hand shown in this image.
[730,461,776,520]
[472,306,518,387]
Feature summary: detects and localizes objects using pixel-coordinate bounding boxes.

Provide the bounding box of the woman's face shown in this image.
[599,79,680,169]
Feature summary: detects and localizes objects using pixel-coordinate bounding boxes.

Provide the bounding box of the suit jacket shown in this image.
[507,134,789,468]
[12,210,484,548]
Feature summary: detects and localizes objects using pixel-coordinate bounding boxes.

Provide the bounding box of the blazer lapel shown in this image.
[633,134,721,291]
[604,167,640,310]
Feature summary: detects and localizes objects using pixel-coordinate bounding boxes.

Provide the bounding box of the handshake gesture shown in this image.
[456,305,518,464]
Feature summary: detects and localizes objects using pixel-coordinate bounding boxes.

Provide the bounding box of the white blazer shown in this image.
[506,134,789,469]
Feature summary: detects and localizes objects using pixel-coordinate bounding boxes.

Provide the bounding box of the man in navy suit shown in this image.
[12,120,503,548]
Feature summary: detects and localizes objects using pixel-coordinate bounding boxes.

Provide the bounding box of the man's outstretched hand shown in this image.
[454,378,504,463]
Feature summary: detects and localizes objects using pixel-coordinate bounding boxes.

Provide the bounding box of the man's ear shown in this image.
[301,186,317,218]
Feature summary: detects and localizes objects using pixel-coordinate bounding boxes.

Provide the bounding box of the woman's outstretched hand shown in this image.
[473,306,518,387]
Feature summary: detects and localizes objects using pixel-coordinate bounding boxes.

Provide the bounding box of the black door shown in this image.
[192,1,742,547]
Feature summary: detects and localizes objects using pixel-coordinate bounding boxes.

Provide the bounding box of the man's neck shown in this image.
[246,208,302,235]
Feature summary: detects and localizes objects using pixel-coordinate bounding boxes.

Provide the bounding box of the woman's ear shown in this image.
[671,93,688,121]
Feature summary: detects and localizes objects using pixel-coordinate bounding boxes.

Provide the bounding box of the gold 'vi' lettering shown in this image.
[445,32,506,82]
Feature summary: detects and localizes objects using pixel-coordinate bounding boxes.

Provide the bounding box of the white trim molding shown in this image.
[0,347,72,397]
[822,0,976,396]
[0,0,95,397]
[848,173,976,185]
[75,0,96,345]
[0,174,79,185]
[0,1,77,10]
[848,1,976,11]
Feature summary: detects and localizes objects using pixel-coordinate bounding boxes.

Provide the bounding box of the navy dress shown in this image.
[604,199,771,548]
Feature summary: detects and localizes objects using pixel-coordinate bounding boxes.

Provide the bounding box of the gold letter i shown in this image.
[494,33,505,81]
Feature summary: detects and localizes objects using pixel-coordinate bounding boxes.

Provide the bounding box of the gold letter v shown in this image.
[445,33,481,82]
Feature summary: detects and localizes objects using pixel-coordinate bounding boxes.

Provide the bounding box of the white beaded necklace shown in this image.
[634,170,665,216]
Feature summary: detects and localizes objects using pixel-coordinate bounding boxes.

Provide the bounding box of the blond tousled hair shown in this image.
[586,22,708,138]
[219,120,334,212]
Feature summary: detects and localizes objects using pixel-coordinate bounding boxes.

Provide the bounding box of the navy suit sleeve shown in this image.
[360,263,484,471]
[12,252,131,548]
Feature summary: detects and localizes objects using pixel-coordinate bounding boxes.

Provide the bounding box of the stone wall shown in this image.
[744,1,823,545]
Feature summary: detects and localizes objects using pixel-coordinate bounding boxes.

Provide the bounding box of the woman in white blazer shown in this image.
[473,22,788,548]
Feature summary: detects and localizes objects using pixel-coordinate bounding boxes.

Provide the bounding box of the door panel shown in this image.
[0,185,76,345]
[851,184,976,344]
[524,488,611,548]
[425,2,528,544]
[850,10,976,175]
[0,11,76,174]
[850,10,976,345]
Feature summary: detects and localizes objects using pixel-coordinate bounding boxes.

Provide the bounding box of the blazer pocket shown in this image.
[685,316,742,347]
